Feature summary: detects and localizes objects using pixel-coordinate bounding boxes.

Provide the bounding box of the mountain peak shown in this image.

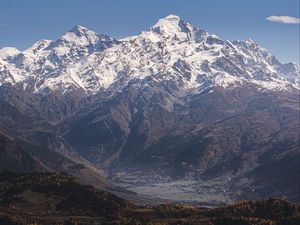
[161,14,181,21]
[68,25,91,34]
[245,38,255,43]
[151,14,182,32]
[0,47,20,59]
[149,14,206,43]
[243,38,259,47]
[58,25,99,46]
[150,14,191,36]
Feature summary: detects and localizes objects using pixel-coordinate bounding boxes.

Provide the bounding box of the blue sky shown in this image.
[0,0,299,63]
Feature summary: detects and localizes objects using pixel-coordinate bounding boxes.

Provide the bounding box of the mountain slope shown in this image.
[0,171,134,224]
[60,83,299,202]
[0,131,112,190]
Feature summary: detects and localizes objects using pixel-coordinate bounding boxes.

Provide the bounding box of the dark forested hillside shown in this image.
[0,172,299,225]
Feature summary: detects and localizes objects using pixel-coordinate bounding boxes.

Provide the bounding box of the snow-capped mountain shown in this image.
[0,25,118,93]
[0,14,298,95]
[0,15,299,203]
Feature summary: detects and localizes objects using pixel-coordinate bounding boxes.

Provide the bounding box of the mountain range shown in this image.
[0,14,299,204]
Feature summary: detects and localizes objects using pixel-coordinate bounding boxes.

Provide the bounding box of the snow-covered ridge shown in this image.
[0,47,20,59]
[0,14,299,94]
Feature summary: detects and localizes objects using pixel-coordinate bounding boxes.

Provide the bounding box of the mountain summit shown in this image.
[58,25,100,47]
[150,14,207,42]
[151,14,184,33]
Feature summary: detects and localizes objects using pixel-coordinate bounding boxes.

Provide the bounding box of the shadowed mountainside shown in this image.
[0,132,112,190]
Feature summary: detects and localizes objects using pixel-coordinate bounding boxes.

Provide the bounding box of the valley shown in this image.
[0,172,299,225]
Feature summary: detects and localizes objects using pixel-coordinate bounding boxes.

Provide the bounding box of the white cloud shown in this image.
[266,15,300,24]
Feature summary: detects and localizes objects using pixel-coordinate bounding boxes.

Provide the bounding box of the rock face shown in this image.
[0,14,299,203]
